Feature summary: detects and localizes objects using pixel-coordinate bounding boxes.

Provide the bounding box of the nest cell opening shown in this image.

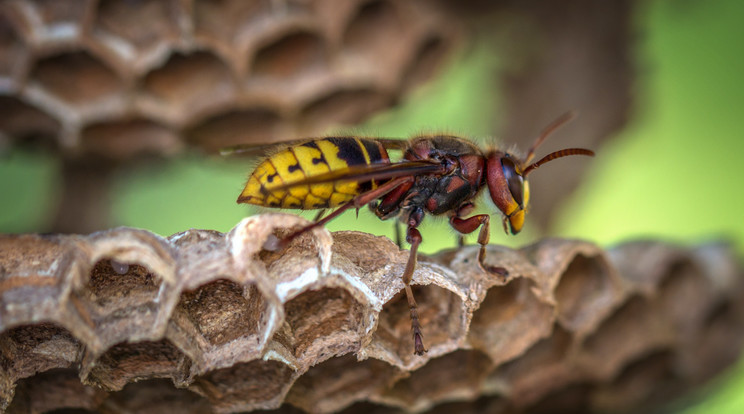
[375,284,465,360]
[383,350,493,409]
[401,35,448,91]
[554,254,614,333]
[184,108,282,152]
[5,368,105,414]
[193,359,294,410]
[688,299,744,379]
[85,339,189,391]
[180,279,269,347]
[71,257,167,343]
[142,51,237,118]
[469,278,554,365]
[343,1,404,56]
[298,88,390,132]
[95,0,179,51]
[591,350,678,413]
[656,259,712,331]
[81,259,161,312]
[31,51,124,105]
[251,31,327,80]
[105,379,212,413]
[0,323,80,382]
[286,353,402,413]
[194,0,270,46]
[581,295,672,380]
[0,96,60,149]
[81,118,179,159]
[281,287,367,361]
[526,383,595,414]
[492,324,573,386]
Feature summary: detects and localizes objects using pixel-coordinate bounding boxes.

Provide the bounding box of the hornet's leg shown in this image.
[449,206,508,277]
[313,209,327,222]
[401,206,426,355]
[394,221,403,249]
[454,203,475,248]
[264,176,414,252]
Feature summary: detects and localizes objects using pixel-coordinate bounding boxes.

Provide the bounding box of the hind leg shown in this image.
[401,207,426,355]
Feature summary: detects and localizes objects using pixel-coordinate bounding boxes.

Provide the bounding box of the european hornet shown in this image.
[226,113,594,355]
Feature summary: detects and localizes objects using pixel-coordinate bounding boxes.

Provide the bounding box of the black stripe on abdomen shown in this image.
[325,137,367,166]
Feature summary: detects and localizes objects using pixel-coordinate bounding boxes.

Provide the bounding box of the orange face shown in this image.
[485,152,530,234]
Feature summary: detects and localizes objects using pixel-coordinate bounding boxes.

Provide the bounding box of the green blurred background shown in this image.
[1,0,743,412]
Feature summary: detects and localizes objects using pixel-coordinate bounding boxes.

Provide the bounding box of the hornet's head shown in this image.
[485,113,594,235]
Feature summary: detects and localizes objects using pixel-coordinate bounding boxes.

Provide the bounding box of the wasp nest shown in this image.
[0,0,458,157]
[1,213,742,413]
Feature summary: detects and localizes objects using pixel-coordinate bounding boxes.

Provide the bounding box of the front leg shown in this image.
[450,211,508,277]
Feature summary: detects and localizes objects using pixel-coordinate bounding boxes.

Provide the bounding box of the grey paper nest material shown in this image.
[1,214,743,413]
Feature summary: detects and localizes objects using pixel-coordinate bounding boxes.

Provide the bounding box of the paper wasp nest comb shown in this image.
[0,0,458,156]
[1,214,743,413]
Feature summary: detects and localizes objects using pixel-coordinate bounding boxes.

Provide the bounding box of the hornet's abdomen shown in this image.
[238,137,390,209]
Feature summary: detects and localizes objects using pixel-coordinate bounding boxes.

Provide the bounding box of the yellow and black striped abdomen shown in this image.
[238,137,390,209]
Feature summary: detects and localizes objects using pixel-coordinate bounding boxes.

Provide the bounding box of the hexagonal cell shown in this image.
[194,0,271,48]
[0,234,81,329]
[488,325,576,408]
[468,277,554,366]
[331,232,401,275]
[252,31,327,80]
[400,35,449,93]
[71,258,168,349]
[140,51,238,124]
[684,298,744,380]
[578,295,675,381]
[94,0,181,58]
[343,1,405,57]
[655,259,713,334]
[182,280,267,347]
[81,339,191,391]
[0,323,80,384]
[0,96,60,148]
[80,118,181,159]
[185,108,283,152]
[30,51,124,105]
[104,378,212,414]
[373,284,466,366]
[524,383,594,414]
[280,287,368,364]
[591,350,679,414]
[553,254,618,335]
[381,350,494,412]
[286,353,403,413]
[191,359,295,412]
[5,368,105,414]
[71,228,178,351]
[298,88,391,132]
[0,12,29,86]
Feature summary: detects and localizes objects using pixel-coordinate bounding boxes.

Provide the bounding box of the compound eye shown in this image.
[501,157,524,207]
